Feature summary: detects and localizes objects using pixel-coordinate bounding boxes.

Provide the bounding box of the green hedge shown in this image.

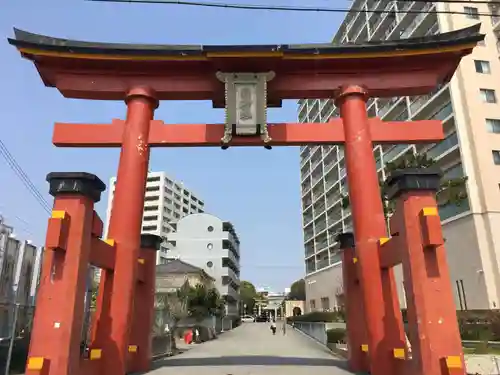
[287,311,345,323]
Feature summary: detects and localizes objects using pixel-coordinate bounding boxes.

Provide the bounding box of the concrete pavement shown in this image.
[146,322,355,375]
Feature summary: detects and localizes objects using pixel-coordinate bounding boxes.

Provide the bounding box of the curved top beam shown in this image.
[6,24,484,101]
[8,24,482,59]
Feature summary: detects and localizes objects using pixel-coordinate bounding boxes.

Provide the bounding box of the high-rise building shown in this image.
[165,213,241,318]
[300,0,500,312]
[105,171,205,264]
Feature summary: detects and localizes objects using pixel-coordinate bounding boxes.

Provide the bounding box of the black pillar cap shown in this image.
[385,167,442,201]
[140,234,162,251]
[335,232,355,250]
[46,172,106,203]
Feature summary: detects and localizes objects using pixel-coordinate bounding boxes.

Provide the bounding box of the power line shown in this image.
[0,139,51,214]
[408,0,499,3]
[85,0,500,16]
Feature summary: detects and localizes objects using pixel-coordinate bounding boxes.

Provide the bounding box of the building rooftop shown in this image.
[156,259,215,281]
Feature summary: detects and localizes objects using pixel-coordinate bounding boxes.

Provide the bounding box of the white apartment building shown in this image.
[105,171,205,264]
[300,0,500,312]
[165,213,241,318]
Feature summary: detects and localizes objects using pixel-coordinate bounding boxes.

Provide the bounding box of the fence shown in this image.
[0,303,35,374]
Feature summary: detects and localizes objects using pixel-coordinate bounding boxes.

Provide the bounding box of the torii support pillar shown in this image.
[24,172,106,375]
[92,87,158,375]
[128,234,162,373]
[338,232,369,373]
[335,85,405,375]
[384,168,465,375]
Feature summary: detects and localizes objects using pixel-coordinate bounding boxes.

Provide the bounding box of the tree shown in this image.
[239,281,258,314]
[89,277,99,310]
[288,279,306,301]
[341,152,468,220]
[186,284,225,319]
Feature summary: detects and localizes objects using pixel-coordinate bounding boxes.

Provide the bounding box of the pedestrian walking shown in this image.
[270,319,277,335]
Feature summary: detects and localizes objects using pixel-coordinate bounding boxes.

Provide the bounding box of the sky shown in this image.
[0,0,348,291]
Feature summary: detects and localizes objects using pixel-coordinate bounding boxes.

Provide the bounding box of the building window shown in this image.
[486,119,500,133]
[475,60,491,74]
[207,226,214,232]
[207,261,213,268]
[493,151,500,165]
[309,299,316,311]
[145,185,160,192]
[143,215,158,221]
[142,225,157,231]
[464,6,479,19]
[207,243,213,250]
[144,195,159,202]
[144,206,159,212]
[320,297,330,312]
[480,89,497,103]
[147,176,161,182]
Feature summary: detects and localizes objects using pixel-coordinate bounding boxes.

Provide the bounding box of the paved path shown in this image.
[147,323,355,375]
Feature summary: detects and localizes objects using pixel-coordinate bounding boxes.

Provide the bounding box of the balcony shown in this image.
[302,193,312,209]
[430,103,453,122]
[315,235,328,253]
[311,167,324,188]
[312,183,325,203]
[400,3,436,39]
[305,242,314,257]
[427,132,459,160]
[327,203,342,225]
[370,5,396,41]
[326,189,342,209]
[221,283,239,302]
[330,249,342,265]
[222,249,239,266]
[222,259,239,279]
[314,215,327,235]
[306,258,316,274]
[439,199,470,221]
[313,197,326,215]
[301,177,311,194]
[304,228,314,243]
[378,97,401,118]
[316,250,329,270]
[384,144,410,163]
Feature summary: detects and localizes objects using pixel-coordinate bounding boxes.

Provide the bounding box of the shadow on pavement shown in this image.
[152,355,350,369]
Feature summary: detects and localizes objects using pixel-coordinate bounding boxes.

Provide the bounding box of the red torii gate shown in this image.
[8,24,483,375]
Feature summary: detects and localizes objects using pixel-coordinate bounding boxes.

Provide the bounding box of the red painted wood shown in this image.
[342,247,369,373]
[52,119,444,148]
[394,192,466,375]
[26,195,95,375]
[128,247,157,373]
[29,50,470,101]
[95,88,157,375]
[336,85,405,375]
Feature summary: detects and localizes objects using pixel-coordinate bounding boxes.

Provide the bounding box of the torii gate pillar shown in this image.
[336,85,406,375]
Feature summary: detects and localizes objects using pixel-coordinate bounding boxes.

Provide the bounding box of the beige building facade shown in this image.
[300,0,500,313]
